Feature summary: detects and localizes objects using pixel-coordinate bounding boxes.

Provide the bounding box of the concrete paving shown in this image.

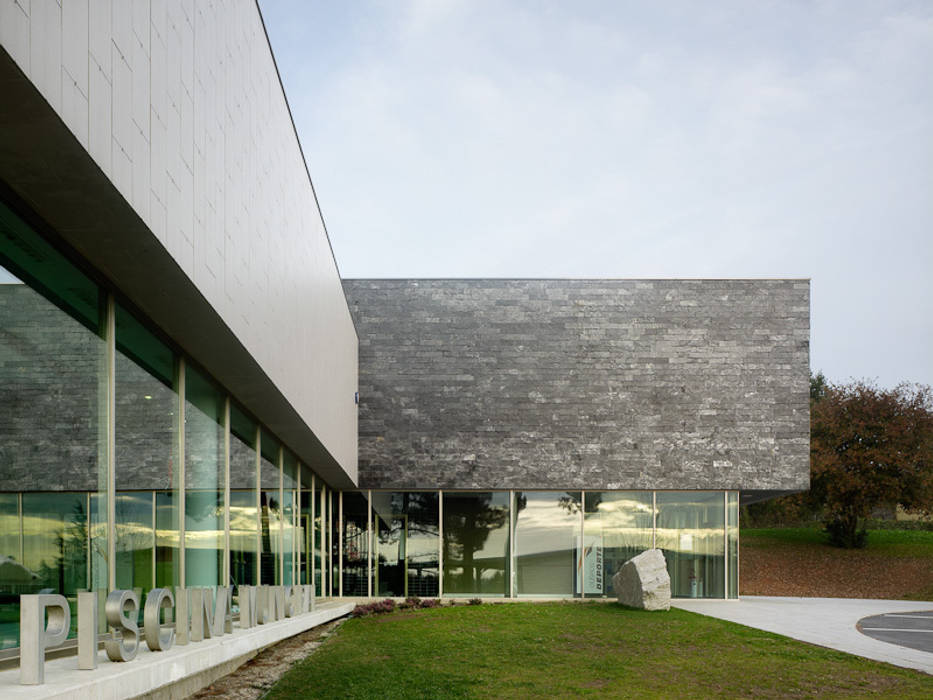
[672,596,933,675]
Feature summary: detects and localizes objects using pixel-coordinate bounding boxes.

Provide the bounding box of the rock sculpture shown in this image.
[612,548,671,611]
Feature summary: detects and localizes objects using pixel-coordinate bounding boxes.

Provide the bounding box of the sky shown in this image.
[258,0,932,389]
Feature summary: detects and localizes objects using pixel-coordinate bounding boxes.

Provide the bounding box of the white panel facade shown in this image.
[1,0,359,479]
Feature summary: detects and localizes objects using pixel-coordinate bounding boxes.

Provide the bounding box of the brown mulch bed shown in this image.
[740,544,933,600]
[188,618,344,700]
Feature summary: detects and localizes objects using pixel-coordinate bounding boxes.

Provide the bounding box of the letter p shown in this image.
[20,594,70,685]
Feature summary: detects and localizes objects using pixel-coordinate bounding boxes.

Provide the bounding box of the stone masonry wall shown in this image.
[343,279,810,491]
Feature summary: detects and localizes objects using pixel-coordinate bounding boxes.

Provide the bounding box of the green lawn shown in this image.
[742,527,933,558]
[268,603,933,699]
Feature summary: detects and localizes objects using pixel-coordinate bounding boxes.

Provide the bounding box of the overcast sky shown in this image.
[259,0,932,389]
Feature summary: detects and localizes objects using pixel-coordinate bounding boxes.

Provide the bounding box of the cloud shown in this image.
[259,0,933,387]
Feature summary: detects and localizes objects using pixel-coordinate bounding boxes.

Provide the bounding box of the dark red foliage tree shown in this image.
[811,380,933,547]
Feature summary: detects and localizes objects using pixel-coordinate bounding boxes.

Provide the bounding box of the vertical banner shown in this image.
[575,535,603,595]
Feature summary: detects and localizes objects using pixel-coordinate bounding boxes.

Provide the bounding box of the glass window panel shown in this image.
[21,493,89,641]
[184,366,224,588]
[0,201,101,331]
[298,466,314,586]
[656,491,726,599]
[114,492,154,595]
[727,491,739,599]
[314,483,325,597]
[283,452,298,585]
[583,492,654,598]
[442,492,510,597]
[259,431,280,585]
[299,484,311,586]
[513,492,581,597]
[155,491,178,588]
[229,405,258,588]
[0,207,107,648]
[329,490,337,595]
[115,302,178,602]
[372,491,439,598]
[0,494,20,648]
[341,492,369,596]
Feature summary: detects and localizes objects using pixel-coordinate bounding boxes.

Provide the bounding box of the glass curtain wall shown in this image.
[259,431,281,585]
[371,491,439,598]
[299,467,314,587]
[326,490,737,601]
[513,492,582,596]
[282,452,298,586]
[315,484,326,597]
[115,303,178,612]
[727,491,739,599]
[341,492,370,596]
[330,491,338,595]
[656,491,726,598]
[0,197,345,656]
[183,367,225,589]
[442,492,510,596]
[582,492,653,598]
[0,202,108,649]
[229,405,259,588]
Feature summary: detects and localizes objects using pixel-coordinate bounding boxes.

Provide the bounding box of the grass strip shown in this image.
[267,602,933,699]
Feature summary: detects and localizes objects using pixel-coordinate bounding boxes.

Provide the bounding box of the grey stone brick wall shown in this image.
[343,279,810,491]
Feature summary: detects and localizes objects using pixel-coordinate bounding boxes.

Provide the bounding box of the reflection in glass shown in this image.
[0,494,20,648]
[299,481,312,586]
[442,492,510,596]
[656,491,725,598]
[114,492,154,595]
[583,492,654,598]
[184,366,224,588]
[260,431,281,585]
[115,302,177,600]
[513,492,581,596]
[330,490,338,595]
[283,452,298,586]
[155,491,178,588]
[372,491,439,598]
[313,482,323,596]
[230,405,258,587]
[0,209,107,648]
[341,492,370,596]
[727,491,739,599]
[22,494,89,640]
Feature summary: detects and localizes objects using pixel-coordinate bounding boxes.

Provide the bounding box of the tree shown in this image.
[810,379,933,547]
[810,370,827,402]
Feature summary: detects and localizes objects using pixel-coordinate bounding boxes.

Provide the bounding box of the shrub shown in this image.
[352,598,397,617]
[420,598,441,609]
[375,598,396,614]
[468,598,482,606]
[351,603,374,617]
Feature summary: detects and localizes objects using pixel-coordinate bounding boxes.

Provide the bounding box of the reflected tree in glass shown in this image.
[443,492,510,596]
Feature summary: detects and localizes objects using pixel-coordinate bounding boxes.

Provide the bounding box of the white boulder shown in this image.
[612,548,671,611]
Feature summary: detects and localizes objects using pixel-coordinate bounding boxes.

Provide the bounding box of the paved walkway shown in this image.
[672,596,933,675]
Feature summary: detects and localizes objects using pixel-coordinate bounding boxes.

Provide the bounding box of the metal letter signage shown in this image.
[77,591,98,670]
[104,590,140,662]
[189,588,213,643]
[213,586,234,637]
[19,594,70,684]
[175,587,190,645]
[239,586,258,628]
[17,583,320,685]
[143,588,175,651]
